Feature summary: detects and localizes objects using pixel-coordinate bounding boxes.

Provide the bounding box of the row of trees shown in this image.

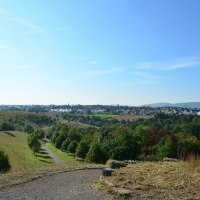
[50,114,200,163]
[0,122,15,131]
[27,129,44,155]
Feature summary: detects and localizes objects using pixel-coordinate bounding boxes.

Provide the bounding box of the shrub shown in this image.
[86,141,107,164]
[75,140,89,159]
[156,138,177,160]
[34,129,45,139]
[0,150,10,172]
[177,134,200,159]
[27,134,41,155]
[61,138,71,151]
[67,140,78,154]
[24,124,34,134]
[1,122,15,131]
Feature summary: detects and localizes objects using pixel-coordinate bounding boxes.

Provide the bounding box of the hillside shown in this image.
[144,102,200,109]
[0,111,54,131]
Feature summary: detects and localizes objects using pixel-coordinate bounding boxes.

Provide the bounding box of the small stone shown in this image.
[102,167,115,176]
[109,160,127,169]
[114,188,132,197]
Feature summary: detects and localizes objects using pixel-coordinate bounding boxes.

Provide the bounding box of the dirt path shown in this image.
[0,169,112,200]
[42,142,64,164]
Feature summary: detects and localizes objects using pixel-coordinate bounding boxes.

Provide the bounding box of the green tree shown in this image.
[86,141,107,164]
[34,129,45,139]
[55,133,66,149]
[27,134,41,155]
[67,140,78,154]
[0,150,10,172]
[24,124,34,134]
[75,140,89,158]
[156,138,177,160]
[61,138,71,151]
[177,134,200,159]
[1,122,15,131]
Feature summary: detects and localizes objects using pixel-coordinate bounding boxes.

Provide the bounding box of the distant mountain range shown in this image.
[143,102,200,109]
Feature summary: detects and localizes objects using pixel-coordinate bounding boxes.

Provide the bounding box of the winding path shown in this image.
[0,169,112,200]
[42,142,64,164]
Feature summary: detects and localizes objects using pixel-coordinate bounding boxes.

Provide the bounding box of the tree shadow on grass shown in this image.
[39,150,49,155]
[3,131,15,137]
[37,154,52,159]
[38,159,52,164]
[41,138,49,144]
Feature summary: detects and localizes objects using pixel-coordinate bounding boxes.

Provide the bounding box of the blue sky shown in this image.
[0,0,200,105]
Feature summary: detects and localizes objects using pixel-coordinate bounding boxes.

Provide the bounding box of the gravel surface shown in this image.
[42,142,64,164]
[0,169,112,200]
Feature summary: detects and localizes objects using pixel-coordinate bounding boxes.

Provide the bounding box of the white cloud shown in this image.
[67,55,98,65]
[86,68,124,76]
[88,60,98,65]
[67,56,86,61]
[48,27,78,32]
[135,57,200,71]
[133,71,163,80]
[12,17,45,34]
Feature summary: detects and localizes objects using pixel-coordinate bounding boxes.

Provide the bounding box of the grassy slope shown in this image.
[101,161,200,199]
[0,131,52,173]
[0,131,87,187]
[48,143,84,166]
[0,110,53,130]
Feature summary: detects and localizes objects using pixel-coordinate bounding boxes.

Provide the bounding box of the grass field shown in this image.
[0,131,52,173]
[60,120,99,128]
[72,114,118,119]
[113,114,153,121]
[48,143,85,166]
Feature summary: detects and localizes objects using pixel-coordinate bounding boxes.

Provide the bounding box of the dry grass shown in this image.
[113,115,153,122]
[101,161,200,199]
[61,120,98,128]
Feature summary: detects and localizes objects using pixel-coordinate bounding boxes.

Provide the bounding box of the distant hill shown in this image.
[143,102,200,109]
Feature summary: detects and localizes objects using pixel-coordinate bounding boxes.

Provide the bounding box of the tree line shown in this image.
[49,113,200,164]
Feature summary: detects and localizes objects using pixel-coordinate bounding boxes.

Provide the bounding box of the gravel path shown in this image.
[42,142,64,164]
[0,169,112,200]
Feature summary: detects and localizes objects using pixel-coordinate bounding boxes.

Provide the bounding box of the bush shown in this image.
[75,140,89,158]
[27,134,41,155]
[67,140,78,154]
[86,141,107,164]
[0,122,15,131]
[156,138,177,160]
[177,134,200,159]
[0,150,10,172]
[34,129,45,139]
[137,153,157,161]
[24,124,34,134]
[61,138,71,151]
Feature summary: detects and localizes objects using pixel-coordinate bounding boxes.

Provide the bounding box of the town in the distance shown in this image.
[1,102,200,116]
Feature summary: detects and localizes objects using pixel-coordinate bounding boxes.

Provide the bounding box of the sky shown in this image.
[0,0,200,105]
